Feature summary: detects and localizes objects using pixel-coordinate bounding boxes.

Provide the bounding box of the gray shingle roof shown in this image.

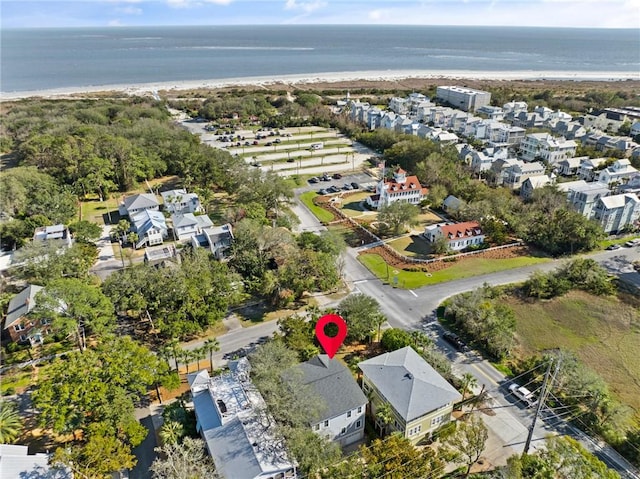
[358,347,462,422]
[295,355,367,423]
[122,193,159,211]
[4,285,43,329]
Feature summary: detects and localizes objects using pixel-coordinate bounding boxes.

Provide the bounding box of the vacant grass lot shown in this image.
[505,291,640,412]
[359,253,550,289]
[299,191,335,223]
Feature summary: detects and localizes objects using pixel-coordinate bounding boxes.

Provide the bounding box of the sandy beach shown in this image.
[2,69,639,101]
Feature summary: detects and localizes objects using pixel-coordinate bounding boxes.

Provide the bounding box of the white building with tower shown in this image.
[366,168,428,210]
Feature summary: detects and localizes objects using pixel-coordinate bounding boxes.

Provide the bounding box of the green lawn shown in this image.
[358,253,551,289]
[505,291,640,411]
[386,235,432,257]
[599,235,640,249]
[299,191,335,223]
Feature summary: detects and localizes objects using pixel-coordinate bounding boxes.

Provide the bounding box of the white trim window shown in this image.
[347,410,352,418]
[14,323,26,332]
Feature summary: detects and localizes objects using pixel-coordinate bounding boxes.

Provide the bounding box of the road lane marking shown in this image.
[471,363,500,387]
[409,290,418,297]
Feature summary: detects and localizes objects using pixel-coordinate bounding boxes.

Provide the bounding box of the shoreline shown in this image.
[2,69,639,101]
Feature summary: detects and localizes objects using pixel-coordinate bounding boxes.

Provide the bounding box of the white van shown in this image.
[310,142,324,150]
[508,383,536,408]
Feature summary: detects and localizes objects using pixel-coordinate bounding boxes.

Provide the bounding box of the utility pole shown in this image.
[523,357,557,455]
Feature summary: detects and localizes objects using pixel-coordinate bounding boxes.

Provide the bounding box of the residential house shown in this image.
[32,224,72,248]
[557,156,588,176]
[519,133,577,164]
[144,244,179,266]
[358,347,462,444]
[442,195,464,213]
[550,120,587,140]
[293,355,367,447]
[502,101,528,120]
[631,122,640,138]
[379,112,398,131]
[161,189,204,214]
[520,175,553,200]
[593,193,640,234]
[512,111,545,129]
[577,157,609,182]
[188,361,297,479]
[3,285,47,345]
[171,213,214,241]
[191,223,234,259]
[597,159,639,187]
[559,181,611,219]
[503,161,546,190]
[424,221,484,251]
[130,209,168,248]
[366,168,428,210]
[490,158,523,186]
[118,193,160,217]
[0,444,72,479]
[617,173,640,196]
[436,86,491,112]
[365,107,383,130]
[389,97,409,114]
[476,105,504,120]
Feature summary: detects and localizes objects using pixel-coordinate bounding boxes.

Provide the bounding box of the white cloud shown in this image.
[115,6,142,14]
[166,0,233,8]
[107,19,124,26]
[285,0,327,13]
[368,9,388,20]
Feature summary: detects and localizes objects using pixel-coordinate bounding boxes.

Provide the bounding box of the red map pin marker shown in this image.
[315,314,348,359]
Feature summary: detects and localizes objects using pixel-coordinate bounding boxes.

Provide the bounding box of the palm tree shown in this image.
[159,420,183,446]
[461,373,478,398]
[0,400,22,444]
[375,401,394,436]
[180,349,196,375]
[202,338,220,373]
[166,338,180,371]
[193,347,206,372]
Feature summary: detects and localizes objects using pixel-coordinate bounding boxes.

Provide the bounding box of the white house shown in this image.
[559,181,611,219]
[592,193,640,234]
[118,193,159,217]
[424,221,485,251]
[191,223,234,259]
[293,355,367,447]
[161,189,204,214]
[577,157,609,182]
[519,133,577,164]
[366,168,428,210]
[520,175,553,200]
[389,97,409,114]
[503,161,546,190]
[188,362,297,479]
[557,156,588,176]
[130,209,168,248]
[171,213,214,241]
[597,159,639,186]
[33,224,72,248]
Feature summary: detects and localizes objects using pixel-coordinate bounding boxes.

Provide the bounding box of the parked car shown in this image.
[321,174,331,182]
[508,383,536,408]
[343,183,353,190]
[265,142,272,147]
[624,239,640,247]
[328,186,341,193]
[274,138,281,144]
[606,244,622,250]
[319,188,329,195]
[253,140,259,145]
[332,173,343,179]
[442,331,468,351]
[351,182,360,189]
[308,177,319,184]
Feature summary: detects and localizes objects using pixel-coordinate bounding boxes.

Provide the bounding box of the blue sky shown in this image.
[2,0,639,28]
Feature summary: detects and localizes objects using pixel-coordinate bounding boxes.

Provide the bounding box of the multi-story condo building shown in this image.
[436,86,491,112]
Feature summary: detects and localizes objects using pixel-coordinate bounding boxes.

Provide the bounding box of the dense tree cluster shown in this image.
[445,285,516,360]
[33,335,173,474]
[230,221,342,306]
[103,248,239,340]
[522,258,615,299]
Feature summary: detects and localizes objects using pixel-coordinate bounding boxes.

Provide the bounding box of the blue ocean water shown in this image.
[1,25,638,93]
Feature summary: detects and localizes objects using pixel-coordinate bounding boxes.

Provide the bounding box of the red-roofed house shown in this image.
[367,168,428,210]
[423,221,485,251]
